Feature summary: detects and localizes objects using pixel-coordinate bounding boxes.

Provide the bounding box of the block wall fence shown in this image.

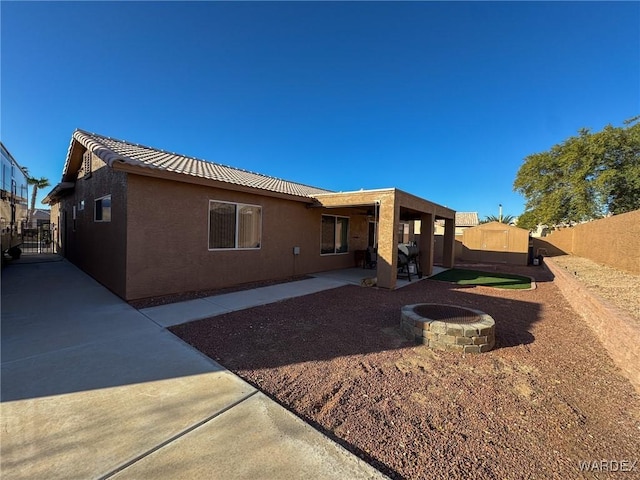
[534,209,640,275]
[545,257,640,394]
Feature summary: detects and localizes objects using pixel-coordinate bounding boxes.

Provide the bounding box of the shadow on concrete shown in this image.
[2,252,63,266]
[1,260,228,402]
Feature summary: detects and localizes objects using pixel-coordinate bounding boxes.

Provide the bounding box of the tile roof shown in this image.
[69,129,333,198]
[435,212,479,226]
[455,212,479,226]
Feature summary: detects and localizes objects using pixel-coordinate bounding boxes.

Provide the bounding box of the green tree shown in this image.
[514,117,640,228]
[27,176,50,226]
[480,214,516,224]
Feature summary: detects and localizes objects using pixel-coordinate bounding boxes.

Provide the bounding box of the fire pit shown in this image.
[401,303,496,353]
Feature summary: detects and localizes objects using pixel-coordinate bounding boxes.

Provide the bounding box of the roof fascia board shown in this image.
[310,189,395,208]
[61,138,86,183]
[312,187,396,197]
[394,188,455,219]
[314,188,455,220]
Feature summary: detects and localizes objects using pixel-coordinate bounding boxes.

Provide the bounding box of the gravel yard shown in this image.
[171,261,640,479]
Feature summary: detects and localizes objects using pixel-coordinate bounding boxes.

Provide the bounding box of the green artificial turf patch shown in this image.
[428,269,532,289]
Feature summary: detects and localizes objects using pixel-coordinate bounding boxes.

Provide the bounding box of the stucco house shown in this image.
[44,129,456,300]
[28,208,50,228]
[434,211,479,236]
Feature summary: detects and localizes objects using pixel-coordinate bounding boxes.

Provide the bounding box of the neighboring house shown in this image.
[29,208,50,228]
[460,221,531,265]
[431,212,479,264]
[434,212,479,236]
[44,130,456,300]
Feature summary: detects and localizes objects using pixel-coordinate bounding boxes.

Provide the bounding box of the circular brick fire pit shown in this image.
[401,303,496,353]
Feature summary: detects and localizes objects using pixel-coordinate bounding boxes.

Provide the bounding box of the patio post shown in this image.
[376,197,399,289]
[442,217,455,268]
[418,213,434,276]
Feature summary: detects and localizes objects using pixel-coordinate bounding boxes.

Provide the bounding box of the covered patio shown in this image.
[313,188,456,289]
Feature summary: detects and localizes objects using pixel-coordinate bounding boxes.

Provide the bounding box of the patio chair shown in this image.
[366,246,378,269]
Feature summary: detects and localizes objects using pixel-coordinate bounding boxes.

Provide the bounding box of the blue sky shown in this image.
[2,1,638,219]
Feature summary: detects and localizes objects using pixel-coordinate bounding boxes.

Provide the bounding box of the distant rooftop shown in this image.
[455,212,479,226]
[436,212,479,227]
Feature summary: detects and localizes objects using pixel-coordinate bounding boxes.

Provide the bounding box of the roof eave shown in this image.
[42,182,75,205]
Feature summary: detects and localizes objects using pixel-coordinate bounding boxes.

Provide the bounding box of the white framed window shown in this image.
[321,215,349,255]
[208,200,262,250]
[94,195,111,222]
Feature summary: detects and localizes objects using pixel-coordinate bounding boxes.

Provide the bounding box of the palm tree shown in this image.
[27,176,50,227]
[480,214,516,224]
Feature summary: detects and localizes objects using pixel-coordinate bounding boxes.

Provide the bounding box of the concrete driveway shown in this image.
[1,259,386,479]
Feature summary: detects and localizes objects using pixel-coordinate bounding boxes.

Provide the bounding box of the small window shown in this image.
[208,200,261,250]
[321,215,349,254]
[95,195,111,222]
[78,200,85,211]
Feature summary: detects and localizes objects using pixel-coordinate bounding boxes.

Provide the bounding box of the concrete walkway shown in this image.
[140,276,348,327]
[1,260,387,479]
[141,266,447,328]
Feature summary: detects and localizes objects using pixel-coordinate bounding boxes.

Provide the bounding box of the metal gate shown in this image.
[20,220,53,254]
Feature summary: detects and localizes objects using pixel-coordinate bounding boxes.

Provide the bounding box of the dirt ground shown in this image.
[550,255,640,323]
[171,261,640,480]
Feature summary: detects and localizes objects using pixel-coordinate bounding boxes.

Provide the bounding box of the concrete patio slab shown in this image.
[311,267,447,289]
[311,268,372,286]
[1,328,256,479]
[1,261,96,295]
[1,280,132,316]
[111,391,388,480]
[0,307,159,363]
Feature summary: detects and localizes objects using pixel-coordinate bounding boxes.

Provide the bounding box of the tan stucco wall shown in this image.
[537,210,640,274]
[460,222,530,265]
[51,153,458,299]
[53,153,128,298]
[124,175,369,300]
